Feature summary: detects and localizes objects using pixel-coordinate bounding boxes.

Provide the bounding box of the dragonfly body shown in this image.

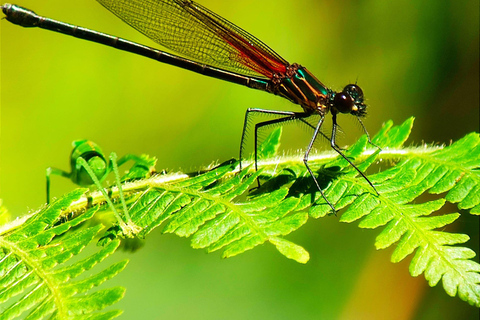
[1,2,365,118]
[3,1,378,212]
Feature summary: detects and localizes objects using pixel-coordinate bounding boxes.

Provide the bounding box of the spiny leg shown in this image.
[240,108,314,171]
[240,108,338,171]
[75,156,137,237]
[331,113,379,195]
[46,140,148,236]
[253,114,312,171]
[239,108,313,190]
[357,116,382,150]
[296,117,343,149]
[303,116,337,214]
[109,152,141,237]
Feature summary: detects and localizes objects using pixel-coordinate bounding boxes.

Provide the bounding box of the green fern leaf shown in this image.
[120,154,157,182]
[334,120,480,307]
[427,132,480,212]
[39,118,479,307]
[0,189,127,319]
[256,127,283,160]
[127,164,310,263]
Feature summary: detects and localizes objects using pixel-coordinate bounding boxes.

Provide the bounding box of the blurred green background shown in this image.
[1,0,478,319]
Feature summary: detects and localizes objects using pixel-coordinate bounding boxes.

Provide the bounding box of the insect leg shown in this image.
[45,167,70,204]
[331,114,379,195]
[303,116,336,214]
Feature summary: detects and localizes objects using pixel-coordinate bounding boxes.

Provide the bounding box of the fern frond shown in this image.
[0,190,127,319]
[131,162,310,263]
[21,118,479,307]
[336,120,480,307]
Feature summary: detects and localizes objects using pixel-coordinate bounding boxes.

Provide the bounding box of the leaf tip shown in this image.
[270,237,310,264]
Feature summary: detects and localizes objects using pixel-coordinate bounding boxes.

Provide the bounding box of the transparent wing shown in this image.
[96,0,289,78]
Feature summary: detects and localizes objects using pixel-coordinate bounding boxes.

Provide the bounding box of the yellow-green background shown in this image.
[1,0,478,319]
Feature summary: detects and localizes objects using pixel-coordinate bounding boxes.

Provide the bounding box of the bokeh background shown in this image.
[1,0,478,319]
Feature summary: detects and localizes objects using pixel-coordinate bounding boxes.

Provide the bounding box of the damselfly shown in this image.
[2,1,380,212]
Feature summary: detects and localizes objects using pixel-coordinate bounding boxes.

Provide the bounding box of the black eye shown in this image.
[343,84,364,101]
[333,92,354,113]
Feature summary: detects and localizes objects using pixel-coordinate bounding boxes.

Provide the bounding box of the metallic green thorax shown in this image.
[275,64,331,115]
[70,140,107,186]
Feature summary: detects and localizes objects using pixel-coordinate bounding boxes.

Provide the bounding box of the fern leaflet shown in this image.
[0,189,127,319]
[4,118,479,308]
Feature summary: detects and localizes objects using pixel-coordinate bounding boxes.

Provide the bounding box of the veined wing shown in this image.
[96,0,289,78]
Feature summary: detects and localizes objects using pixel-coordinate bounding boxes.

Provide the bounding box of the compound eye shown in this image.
[333,92,354,114]
[344,84,364,101]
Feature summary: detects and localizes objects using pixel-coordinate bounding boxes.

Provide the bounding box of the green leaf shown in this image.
[270,236,310,264]
[257,127,283,160]
[336,120,480,307]
[0,190,127,319]
[120,154,157,182]
[18,118,479,307]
